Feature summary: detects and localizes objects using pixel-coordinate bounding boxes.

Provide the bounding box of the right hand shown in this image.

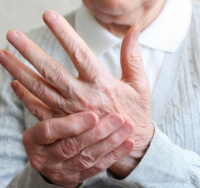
[0,10,153,178]
[23,111,134,188]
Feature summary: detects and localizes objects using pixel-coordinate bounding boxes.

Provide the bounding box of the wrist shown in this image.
[108,157,140,179]
[42,174,82,188]
[108,122,155,179]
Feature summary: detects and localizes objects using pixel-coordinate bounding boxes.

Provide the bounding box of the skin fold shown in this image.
[0,0,167,186]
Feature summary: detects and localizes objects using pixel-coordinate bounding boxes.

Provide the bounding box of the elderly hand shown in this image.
[0,10,154,177]
[22,112,134,187]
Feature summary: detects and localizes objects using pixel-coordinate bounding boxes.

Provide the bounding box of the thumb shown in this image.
[120,26,149,95]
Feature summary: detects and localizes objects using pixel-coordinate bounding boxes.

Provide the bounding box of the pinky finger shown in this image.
[11,80,56,120]
[80,139,134,181]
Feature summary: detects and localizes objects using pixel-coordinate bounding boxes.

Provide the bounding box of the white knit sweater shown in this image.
[0,1,200,188]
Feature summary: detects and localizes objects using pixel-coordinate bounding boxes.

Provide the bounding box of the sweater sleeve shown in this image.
[109,125,200,188]
[0,64,28,188]
[0,51,62,187]
[7,163,63,188]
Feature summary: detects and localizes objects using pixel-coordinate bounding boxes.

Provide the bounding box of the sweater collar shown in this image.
[75,5,121,56]
[139,0,192,53]
[75,0,192,55]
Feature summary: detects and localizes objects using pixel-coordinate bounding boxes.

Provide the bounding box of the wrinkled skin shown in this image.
[22,112,134,187]
[0,8,155,187]
[83,0,166,36]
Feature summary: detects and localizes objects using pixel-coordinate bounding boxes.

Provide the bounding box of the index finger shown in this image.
[23,111,98,145]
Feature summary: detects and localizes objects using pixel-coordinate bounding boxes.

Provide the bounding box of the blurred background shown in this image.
[0,0,82,48]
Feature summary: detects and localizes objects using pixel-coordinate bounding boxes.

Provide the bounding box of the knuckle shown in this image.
[29,106,45,120]
[109,150,120,162]
[77,148,96,169]
[29,156,43,172]
[74,44,88,64]
[52,100,64,113]
[29,78,45,97]
[61,137,80,157]
[22,132,49,173]
[73,44,101,83]
[44,61,62,84]
[50,98,68,114]
[39,120,52,141]
[27,149,46,173]
[92,163,105,173]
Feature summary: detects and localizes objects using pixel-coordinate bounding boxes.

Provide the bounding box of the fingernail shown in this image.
[7,31,19,43]
[0,51,7,63]
[11,81,17,90]
[121,123,133,134]
[83,114,96,127]
[110,115,123,128]
[45,11,57,23]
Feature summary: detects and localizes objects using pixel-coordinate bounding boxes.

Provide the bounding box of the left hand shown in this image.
[0,10,154,177]
[22,112,134,187]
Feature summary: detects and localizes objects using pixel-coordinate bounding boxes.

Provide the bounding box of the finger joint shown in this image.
[77,147,97,170]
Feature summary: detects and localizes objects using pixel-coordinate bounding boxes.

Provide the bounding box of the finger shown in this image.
[11,80,55,120]
[41,113,125,162]
[40,139,134,188]
[5,30,78,98]
[64,123,133,171]
[23,112,98,145]
[81,139,134,180]
[43,10,104,82]
[121,26,149,94]
[0,50,69,113]
[40,168,81,188]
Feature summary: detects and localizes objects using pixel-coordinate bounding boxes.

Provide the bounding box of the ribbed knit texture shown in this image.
[0,1,200,188]
[151,1,200,154]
